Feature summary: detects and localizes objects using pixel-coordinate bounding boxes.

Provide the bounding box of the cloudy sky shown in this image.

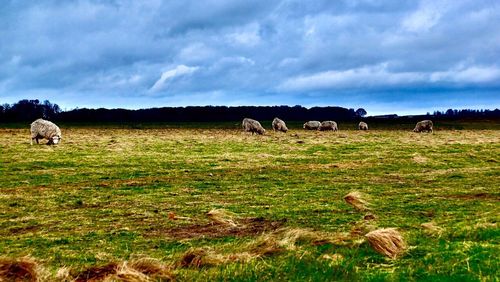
[1,0,499,115]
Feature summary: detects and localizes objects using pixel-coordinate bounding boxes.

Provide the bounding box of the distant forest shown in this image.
[1,99,499,123]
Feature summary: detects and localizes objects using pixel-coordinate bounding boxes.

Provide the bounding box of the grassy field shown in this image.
[1,122,499,281]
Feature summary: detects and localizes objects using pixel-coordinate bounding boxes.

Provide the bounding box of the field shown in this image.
[1,122,499,281]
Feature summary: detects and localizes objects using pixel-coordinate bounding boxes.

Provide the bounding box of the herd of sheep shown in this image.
[29,117,434,145]
[243,117,433,135]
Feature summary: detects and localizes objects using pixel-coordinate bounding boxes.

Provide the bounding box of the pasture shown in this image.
[1,123,499,281]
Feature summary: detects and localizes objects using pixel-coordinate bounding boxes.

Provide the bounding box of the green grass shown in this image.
[1,123,499,281]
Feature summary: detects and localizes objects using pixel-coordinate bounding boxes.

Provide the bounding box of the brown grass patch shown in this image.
[273,228,325,250]
[165,217,285,239]
[179,248,226,268]
[247,228,349,257]
[162,210,286,239]
[8,225,40,235]
[365,228,406,259]
[206,209,238,227]
[74,262,119,282]
[0,256,44,282]
[178,227,348,269]
[69,258,173,281]
[246,228,304,255]
[421,222,444,236]
[344,191,371,211]
[125,257,174,280]
[180,248,257,269]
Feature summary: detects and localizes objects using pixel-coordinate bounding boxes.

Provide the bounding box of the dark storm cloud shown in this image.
[0,0,499,114]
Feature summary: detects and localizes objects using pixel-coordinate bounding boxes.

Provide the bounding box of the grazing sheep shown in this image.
[358,121,368,130]
[303,121,321,130]
[413,120,433,133]
[242,118,266,135]
[319,121,338,131]
[30,118,62,145]
[272,117,288,133]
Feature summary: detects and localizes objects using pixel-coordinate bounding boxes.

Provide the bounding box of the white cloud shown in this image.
[278,64,425,91]
[279,63,500,92]
[430,65,500,83]
[150,65,199,92]
[402,0,448,32]
[178,43,215,64]
[226,23,261,46]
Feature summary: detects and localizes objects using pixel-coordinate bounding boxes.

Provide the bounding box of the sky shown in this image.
[1,0,499,115]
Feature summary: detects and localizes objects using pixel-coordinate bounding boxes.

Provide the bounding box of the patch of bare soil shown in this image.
[162,217,286,239]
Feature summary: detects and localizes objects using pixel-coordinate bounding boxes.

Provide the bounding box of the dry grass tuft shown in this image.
[206,209,238,227]
[249,228,345,255]
[102,268,149,282]
[179,248,225,268]
[0,256,45,282]
[71,258,173,281]
[55,267,72,282]
[124,257,174,281]
[178,228,346,269]
[421,222,444,236]
[224,252,256,263]
[277,228,323,250]
[74,262,119,282]
[321,254,344,265]
[365,228,406,259]
[247,234,285,256]
[179,248,260,269]
[344,191,371,211]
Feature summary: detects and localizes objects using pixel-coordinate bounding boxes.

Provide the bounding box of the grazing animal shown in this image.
[242,118,266,135]
[359,122,368,130]
[319,121,338,131]
[30,118,62,145]
[413,120,433,133]
[272,117,288,133]
[303,121,321,130]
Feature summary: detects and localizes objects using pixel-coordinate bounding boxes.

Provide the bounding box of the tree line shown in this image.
[1,99,367,122]
[1,99,499,123]
[430,109,500,119]
[0,99,61,122]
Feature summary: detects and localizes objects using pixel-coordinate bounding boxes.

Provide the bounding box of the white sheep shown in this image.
[413,120,433,133]
[30,118,62,145]
[359,121,368,130]
[303,121,321,130]
[242,118,266,135]
[272,117,288,133]
[319,121,338,131]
